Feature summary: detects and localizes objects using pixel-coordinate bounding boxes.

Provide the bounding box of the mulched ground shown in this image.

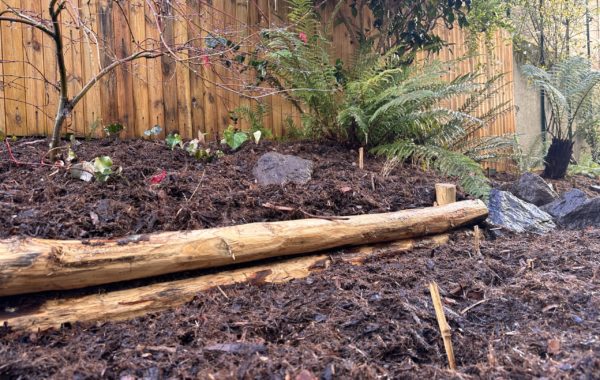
[2,139,600,379]
[0,138,454,239]
[1,229,599,379]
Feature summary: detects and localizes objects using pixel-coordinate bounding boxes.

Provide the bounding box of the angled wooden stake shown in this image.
[429,281,457,370]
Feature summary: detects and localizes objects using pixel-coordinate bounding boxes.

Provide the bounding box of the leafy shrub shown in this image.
[252,0,514,199]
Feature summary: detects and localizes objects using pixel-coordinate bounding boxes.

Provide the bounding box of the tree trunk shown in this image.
[543,137,574,179]
[1,235,449,332]
[0,200,487,296]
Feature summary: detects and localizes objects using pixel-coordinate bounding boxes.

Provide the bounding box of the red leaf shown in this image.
[150,169,167,184]
[298,32,308,44]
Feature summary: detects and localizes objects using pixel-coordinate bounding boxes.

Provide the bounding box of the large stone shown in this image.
[512,172,558,206]
[253,152,314,186]
[558,198,600,229]
[487,189,556,234]
[541,189,588,219]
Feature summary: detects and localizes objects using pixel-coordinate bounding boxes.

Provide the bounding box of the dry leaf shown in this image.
[548,339,561,354]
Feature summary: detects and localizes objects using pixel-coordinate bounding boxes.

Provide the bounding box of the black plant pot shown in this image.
[542,137,574,179]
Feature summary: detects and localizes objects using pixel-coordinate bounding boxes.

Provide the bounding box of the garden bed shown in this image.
[2,139,600,379]
[0,138,454,239]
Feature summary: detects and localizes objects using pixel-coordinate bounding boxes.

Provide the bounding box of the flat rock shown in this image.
[512,172,558,206]
[541,189,588,219]
[253,152,313,186]
[558,198,600,229]
[487,189,555,234]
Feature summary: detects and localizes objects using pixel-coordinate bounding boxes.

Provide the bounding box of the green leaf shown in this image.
[93,156,114,183]
[104,123,124,136]
[165,133,183,150]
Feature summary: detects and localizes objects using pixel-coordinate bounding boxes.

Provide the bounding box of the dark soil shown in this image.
[0,138,454,239]
[1,229,600,379]
[2,139,600,379]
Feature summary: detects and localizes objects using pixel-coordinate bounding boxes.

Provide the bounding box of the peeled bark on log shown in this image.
[1,235,449,332]
[0,200,487,297]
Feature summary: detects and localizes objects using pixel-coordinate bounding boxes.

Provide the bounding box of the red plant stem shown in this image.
[3,139,54,167]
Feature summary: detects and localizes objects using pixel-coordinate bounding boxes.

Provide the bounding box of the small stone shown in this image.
[253,152,313,186]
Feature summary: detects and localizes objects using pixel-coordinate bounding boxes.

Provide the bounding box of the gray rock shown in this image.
[558,198,600,229]
[591,185,600,193]
[253,152,313,186]
[512,172,558,206]
[541,189,588,219]
[70,161,94,182]
[487,189,556,234]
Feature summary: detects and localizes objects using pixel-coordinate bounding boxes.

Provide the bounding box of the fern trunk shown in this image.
[543,138,574,179]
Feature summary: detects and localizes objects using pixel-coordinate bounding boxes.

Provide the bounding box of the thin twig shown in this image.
[262,202,350,221]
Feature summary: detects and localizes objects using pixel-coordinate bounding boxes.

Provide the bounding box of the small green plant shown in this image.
[165,132,184,150]
[93,156,121,183]
[144,124,163,138]
[511,134,546,175]
[104,123,125,138]
[222,126,248,150]
[232,103,272,138]
[185,139,224,161]
[569,153,600,179]
[86,118,102,141]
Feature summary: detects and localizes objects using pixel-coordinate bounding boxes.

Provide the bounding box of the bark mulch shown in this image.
[1,139,599,379]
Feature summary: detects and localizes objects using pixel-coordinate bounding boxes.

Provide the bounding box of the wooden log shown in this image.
[1,235,448,331]
[0,200,487,296]
[435,183,457,206]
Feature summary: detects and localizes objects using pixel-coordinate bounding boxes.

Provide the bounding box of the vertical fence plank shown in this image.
[269,0,283,137]
[98,0,118,129]
[21,0,46,136]
[144,0,165,139]
[201,2,219,141]
[113,0,135,137]
[160,2,179,135]
[80,0,102,138]
[129,0,150,137]
[0,12,5,136]
[61,3,85,136]
[41,2,58,138]
[2,0,28,136]
[174,4,193,139]
[256,0,273,136]
[187,0,205,139]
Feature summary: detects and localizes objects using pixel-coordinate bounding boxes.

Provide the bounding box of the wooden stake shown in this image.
[358,147,364,169]
[473,225,482,257]
[435,183,457,206]
[429,281,457,370]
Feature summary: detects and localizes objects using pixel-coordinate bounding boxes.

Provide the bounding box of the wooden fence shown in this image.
[0,1,516,145]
